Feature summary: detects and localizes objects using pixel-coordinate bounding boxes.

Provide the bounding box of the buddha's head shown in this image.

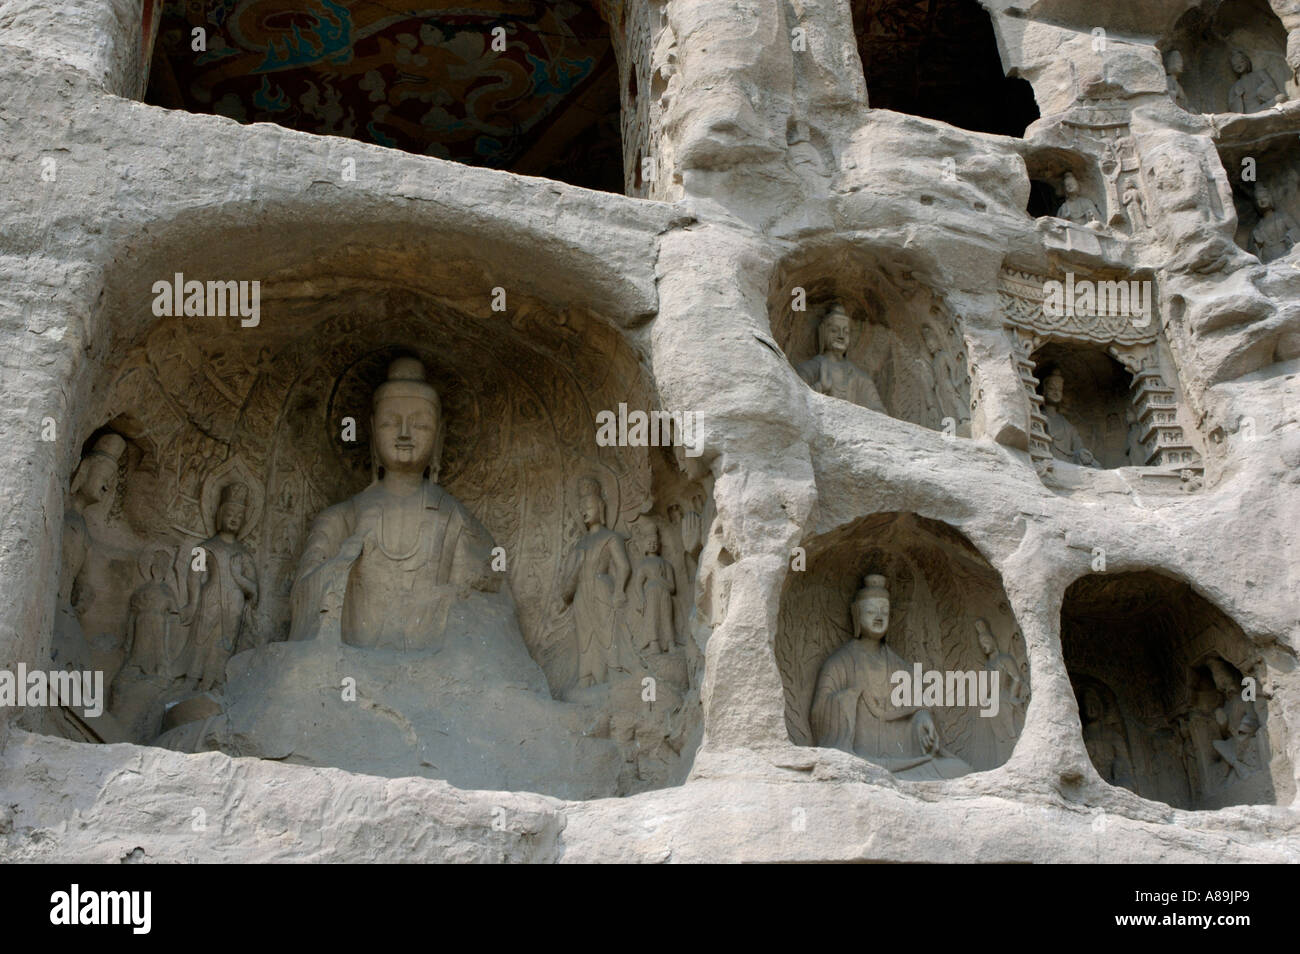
[852,574,891,641]
[1231,50,1252,76]
[975,618,996,656]
[1255,184,1275,212]
[1206,657,1238,696]
[71,432,125,508]
[217,482,248,536]
[1062,172,1081,197]
[371,357,443,481]
[578,477,607,530]
[1082,688,1103,722]
[147,547,171,582]
[635,518,660,555]
[920,324,941,355]
[817,305,854,358]
[1043,368,1065,406]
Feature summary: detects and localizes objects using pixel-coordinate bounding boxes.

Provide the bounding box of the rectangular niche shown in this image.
[998,265,1204,480]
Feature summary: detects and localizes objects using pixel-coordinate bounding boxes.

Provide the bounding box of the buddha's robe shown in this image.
[1251,210,1299,263]
[291,481,497,651]
[1043,405,1096,466]
[811,638,971,780]
[797,354,886,412]
[1057,195,1101,226]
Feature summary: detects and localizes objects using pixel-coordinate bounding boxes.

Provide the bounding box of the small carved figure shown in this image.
[1121,179,1148,230]
[182,482,258,689]
[918,323,968,431]
[976,618,1026,762]
[631,520,677,654]
[810,574,972,779]
[1164,50,1189,110]
[796,305,886,412]
[1206,658,1261,782]
[1040,369,1099,467]
[1249,184,1299,263]
[1080,686,1135,789]
[672,492,705,582]
[59,432,126,613]
[1228,50,1284,113]
[788,119,827,190]
[1056,172,1102,227]
[558,477,631,688]
[122,548,184,678]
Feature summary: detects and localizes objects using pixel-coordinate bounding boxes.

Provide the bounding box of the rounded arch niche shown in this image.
[74,276,705,799]
[102,286,656,686]
[1061,570,1295,810]
[776,512,1028,778]
[769,246,973,436]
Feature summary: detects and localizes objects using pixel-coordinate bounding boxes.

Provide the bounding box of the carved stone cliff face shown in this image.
[1,0,1299,862]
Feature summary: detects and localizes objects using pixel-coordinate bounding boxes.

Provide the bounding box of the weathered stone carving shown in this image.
[1056,172,1102,227]
[976,618,1027,765]
[58,433,126,617]
[669,492,704,582]
[779,515,1026,777]
[811,574,973,779]
[1248,184,1299,263]
[123,547,185,679]
[1228,49,1284,113]
[1040,369,1099,467]
[289,357,498,651]
[109,547,187,741]
[182,481,258,688]
[1195,656,1263,786]
[1079,682,1136,790]
[796,304,886,412]
[558,476,631,689]
[1164,50,1190,110]
[630,518,677,655]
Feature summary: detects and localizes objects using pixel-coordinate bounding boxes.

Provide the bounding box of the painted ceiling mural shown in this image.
[147,0,623,191]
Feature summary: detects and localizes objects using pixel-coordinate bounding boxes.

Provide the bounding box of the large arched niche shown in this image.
[769,246,972,435]
[1061,570,1295,810]
[776,513,1028,777]
[55,272,706,799]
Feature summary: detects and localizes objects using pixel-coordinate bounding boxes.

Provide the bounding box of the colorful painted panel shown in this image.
[148,0,622,190]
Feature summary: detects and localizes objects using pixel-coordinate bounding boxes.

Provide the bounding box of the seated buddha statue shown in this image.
[289,357,500,651]
[811,574,972,780]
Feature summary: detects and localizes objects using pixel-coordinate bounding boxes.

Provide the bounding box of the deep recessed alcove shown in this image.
[851,0,1040,136]
[1216,133,1300,264]
[142,0,625,193]
[1023,148,1105,222]
[43,223,705,800]
[1030,342,1134,468]
[777,513,1029,778]
[1062,571,1294,810]
[1159,0,1291,115]
[769,245,972,434]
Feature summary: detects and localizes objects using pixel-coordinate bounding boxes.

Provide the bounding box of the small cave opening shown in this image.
[1031,343,1134,469]
[851,0,1040,136]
